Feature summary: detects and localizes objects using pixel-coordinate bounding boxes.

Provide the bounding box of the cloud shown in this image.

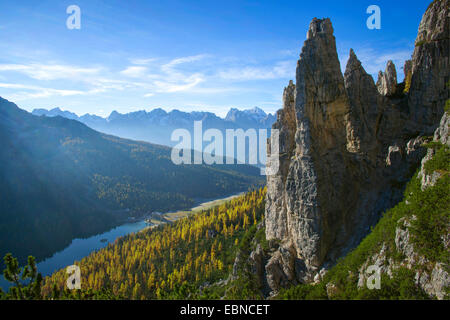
[0,82,100,100]
[0,57,211,99]
[146,54,210,93]
[129,58,157,65]
[0,53,292,102]
[153,73,204,93]
[120,66,148,78]
[218,60,294,81]
[118,55,210,93]
[0,63,101,81]
[161,54,210,72]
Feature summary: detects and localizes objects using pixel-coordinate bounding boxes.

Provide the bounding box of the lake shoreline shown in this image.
[0,190,247,290]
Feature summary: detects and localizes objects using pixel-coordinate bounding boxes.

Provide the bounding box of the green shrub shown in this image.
[423,143,449,175]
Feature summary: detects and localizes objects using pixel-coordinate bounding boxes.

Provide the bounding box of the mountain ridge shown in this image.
[32,106,276,149]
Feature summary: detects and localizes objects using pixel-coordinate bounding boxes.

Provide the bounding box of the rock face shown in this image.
[264,1,449,293]
[408,0,450,131]
[418,111,450,189]
[357,110,450,300]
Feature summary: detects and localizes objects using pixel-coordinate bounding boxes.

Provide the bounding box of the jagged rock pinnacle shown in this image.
[345,48,362,74]
[376,60,397,96]
[307,18,334,39]
[263,1,449,294]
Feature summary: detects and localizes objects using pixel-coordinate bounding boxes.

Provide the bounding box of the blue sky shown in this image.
[0,0,430,117]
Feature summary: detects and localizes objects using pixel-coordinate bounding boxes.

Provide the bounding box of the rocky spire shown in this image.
[408,0,449,131]
[266,17,354,286]
[376,60,398,96]
[345,48,361,72]
[306,17,334,39]
[344,49,379,153]
[263,0,449,294]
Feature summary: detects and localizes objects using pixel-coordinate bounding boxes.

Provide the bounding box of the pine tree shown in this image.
[2,254,43,300]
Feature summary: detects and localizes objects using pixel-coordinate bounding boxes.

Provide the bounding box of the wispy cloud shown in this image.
[119,66,148,78]
[0,53,292,105]
[150,54,210,93]
[0,64,101,81]
[0,54,213,98]
[153,74,204,93]
[0,82,102,100]
[161,54,210,71]
[218,60,295,81]
[3,47,409,106]
[129,58,157,65]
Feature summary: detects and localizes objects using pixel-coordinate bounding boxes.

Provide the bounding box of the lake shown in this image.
[0,220,148,290]
[0,192,243,290]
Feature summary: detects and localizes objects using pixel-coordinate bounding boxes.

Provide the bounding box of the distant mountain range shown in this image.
[0,97,264,266]
[32,106,276,149]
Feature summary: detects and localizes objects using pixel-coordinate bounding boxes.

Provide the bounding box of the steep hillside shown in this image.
[0,97,264,266]
[40,188,266,299]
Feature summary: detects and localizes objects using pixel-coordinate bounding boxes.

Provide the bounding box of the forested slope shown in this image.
[41,188,266,299]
